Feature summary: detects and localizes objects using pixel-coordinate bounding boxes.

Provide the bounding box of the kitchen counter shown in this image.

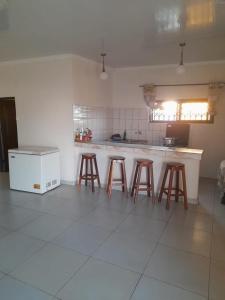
[74,140,204,204]
[75,140,203,158]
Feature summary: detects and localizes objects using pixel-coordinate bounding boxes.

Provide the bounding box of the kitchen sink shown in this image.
[109,139,148,145]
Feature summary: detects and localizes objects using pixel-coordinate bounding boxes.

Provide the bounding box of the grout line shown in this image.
[0,179,221,300]
[143,274,208,299]
[207,180,218,300]
[5,274,56,298]
[129,200,175,299]
[54,255,92,297]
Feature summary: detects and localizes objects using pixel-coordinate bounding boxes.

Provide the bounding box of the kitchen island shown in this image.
[74,141,203,204]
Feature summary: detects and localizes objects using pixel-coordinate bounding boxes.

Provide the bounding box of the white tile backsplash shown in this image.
[73,104,167,144]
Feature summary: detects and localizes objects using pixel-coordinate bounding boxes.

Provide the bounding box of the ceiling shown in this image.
[1,0,225,67]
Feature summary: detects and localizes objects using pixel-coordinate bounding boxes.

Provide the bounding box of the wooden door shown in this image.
[0,98,18,172]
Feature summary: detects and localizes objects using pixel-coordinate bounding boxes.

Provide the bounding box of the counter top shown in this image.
[74,140,204,156]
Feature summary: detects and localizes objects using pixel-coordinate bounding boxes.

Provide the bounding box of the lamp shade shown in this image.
[100,71,108,80]
[176,64,185,74]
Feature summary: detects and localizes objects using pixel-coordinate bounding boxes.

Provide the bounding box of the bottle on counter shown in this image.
[75,129,80,142]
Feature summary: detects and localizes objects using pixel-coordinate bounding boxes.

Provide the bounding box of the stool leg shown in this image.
[78,157,84,189]
[85,158,88,187]
[158,166,169,203]
[166,169,174,210]
[121,161,128,197]
[120,162,125,193]
[134,166,142,202]
[90,158,95,193]
[107,160,113,198]
[146,166,151,198]
[181,167,188,210]
[175,170,180,202]
[94,157,101,188]
[150,165,155,203]
[131,164,138,197]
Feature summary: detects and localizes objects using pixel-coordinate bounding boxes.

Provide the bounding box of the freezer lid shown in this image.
[8,146,59,156]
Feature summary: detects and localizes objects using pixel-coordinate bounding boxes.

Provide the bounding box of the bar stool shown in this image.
[158,162,188,210]
[78,153,100,192]
[131,159,155,203]
[106,156,128,198]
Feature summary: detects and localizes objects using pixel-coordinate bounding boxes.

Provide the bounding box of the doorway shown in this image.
[0,98,18,172]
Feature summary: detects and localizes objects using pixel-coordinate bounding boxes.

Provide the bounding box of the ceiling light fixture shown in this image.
[176,42,186,74]
[100,53,108,80]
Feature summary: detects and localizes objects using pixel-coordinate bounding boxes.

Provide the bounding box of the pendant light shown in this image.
[100,53,108,80]
[176,42,186,74]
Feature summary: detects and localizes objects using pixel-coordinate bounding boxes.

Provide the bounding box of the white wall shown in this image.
[72,56,112,107]
[0,54,112,183]
[0,53,224,181]
[112,62,225,178]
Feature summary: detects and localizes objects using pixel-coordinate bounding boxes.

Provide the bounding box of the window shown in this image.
[151,99,213,123]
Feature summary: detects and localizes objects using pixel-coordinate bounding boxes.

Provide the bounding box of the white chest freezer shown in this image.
[8,146,60,194]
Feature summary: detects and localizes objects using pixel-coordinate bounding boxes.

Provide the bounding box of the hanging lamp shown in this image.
[100,53,108,80]
[176,42,186,74]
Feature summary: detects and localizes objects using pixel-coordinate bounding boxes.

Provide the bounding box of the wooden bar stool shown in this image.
[158,162,188,210]
[106,156,128,198]
[131,159,155,203]
[78,153,100,192]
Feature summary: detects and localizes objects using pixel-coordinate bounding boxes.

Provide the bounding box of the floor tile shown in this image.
[145,244,209,297]
[0,271,4,279]
[131,276,207,300]
[52,185,104,204]
[116,214,166,240]
[132,200,174,221]
[0,226,9,239]
[57,258,140,300]
[94,232,157,272]
[99,192,134,214]
[53,222,111,255]
[213,216,225,237]
[149,203,175,221]
[0,232,45,273]
[0,207,41,230]
[160,223,211,257]
[16,194,62,212]
[211,234,225,263]
[169,209,213,232]
[0,190,39,207]
[213,201,225,219]
[0,276,53,300]
[209,259,225,300]
[81,207,127,230]
[12,243,88,295]
[20,214,73,241]
[43,197,97,219]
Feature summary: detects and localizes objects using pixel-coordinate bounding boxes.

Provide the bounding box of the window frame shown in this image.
[150,98,214,124]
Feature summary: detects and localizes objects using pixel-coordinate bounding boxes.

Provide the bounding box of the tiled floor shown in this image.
[0,173,224,300]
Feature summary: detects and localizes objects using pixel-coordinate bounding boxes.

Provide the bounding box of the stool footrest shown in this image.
[81,175,98,179]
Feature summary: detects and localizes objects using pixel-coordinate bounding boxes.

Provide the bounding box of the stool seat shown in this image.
[78,153,100,192]
[82,153,96,159]
[109,156,125,161]
[158,162,188,210]
[167,162,184,168]
[131,159,155,202]
[136,159,153,166]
